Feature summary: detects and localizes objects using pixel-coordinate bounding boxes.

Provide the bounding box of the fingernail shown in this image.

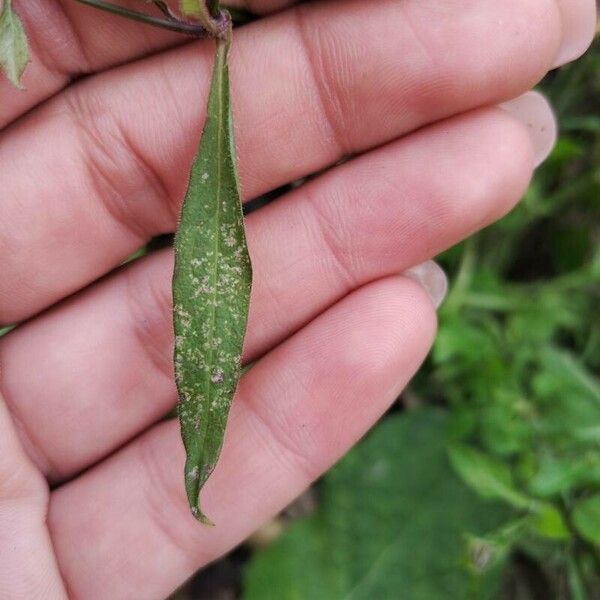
[500,91,558,168]
[404,261,448,309]
[553,0,597,68]
[554,0,598,67]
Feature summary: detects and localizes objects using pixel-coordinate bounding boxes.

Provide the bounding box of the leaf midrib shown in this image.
[201,43,227,475]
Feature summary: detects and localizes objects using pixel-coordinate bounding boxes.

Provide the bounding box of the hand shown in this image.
[0,0,596,597]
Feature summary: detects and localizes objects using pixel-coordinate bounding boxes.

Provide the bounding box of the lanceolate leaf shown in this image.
[173,34,252,524]
[0,0,30,88]
[180,0,212,20]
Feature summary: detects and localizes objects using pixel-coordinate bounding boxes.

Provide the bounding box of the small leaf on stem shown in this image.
[0,0,30,88]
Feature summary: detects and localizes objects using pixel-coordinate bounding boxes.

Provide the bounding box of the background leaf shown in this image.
[448,444,533,510]
[572,495,600,545]
[173,36,251,524]
[244,410,508,600]
[0,0,29,88]
[529,454,600,498]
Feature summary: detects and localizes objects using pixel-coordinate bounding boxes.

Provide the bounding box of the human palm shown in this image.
[0,0,596,598]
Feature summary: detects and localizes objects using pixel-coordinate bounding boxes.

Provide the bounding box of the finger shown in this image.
[0,0,294,128]
[552,0,598,67]
[48,276,437,600]
[0,106,540,480]
[0,0,572,324]
[0,393,67,598]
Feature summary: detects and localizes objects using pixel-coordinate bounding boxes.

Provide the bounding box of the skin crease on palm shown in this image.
[0,0,597,598]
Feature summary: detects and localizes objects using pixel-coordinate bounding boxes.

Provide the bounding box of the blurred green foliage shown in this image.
[424,39,600,596]
[245,410,509,600]
[243,40,600,599]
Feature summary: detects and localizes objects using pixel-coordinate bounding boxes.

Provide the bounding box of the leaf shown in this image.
[572,494,600,545]
[538,347,600,408]
[529,454,600,498]
[529,504,570,541]
[180,0,210,18]
[0,0,29,88]
[173,35,251,524]
[448,444,533,510]
[244,410,509,599]
[180,0,218,23]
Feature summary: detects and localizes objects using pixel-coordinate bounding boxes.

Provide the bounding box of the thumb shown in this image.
[0,391,67,599]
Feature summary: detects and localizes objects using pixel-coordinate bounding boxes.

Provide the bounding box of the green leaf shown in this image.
[180,0,208,17]
[529,504,570,540]
[180,0,218,22]
[244,410,509,599]
[572,494,600,545]
[529,454,600,498]
[539,347,600,408]
[0,0,29,88]
[448,444,533,510]
[531,348,600,448]
[173,36,251,524]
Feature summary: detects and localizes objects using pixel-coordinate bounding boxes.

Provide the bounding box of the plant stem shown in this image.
[150,0,176,19]
[75,0,215,37]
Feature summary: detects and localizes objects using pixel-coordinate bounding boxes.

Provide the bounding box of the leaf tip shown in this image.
[191,505,215,527]
[185,461,215,526]
[7,65,27,89]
